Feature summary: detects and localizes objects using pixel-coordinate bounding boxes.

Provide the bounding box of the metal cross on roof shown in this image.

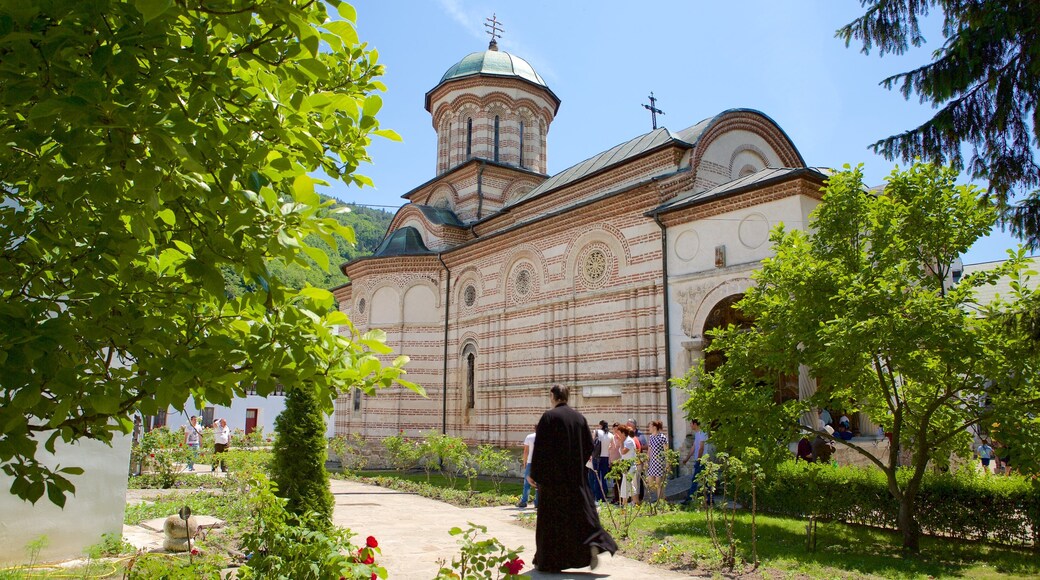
[642,92,665,130]
[485,13,503,49]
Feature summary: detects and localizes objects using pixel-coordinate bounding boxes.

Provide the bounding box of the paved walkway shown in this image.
[330,478,700,579]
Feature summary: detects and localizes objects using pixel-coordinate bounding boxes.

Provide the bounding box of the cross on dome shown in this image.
[485,13,503,50]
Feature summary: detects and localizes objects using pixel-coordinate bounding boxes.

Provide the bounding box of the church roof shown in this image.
[438,49,548,88]
[504,127,693,208]
[653,166,830,214]
[372,226,433,257]
[417,205,464,227]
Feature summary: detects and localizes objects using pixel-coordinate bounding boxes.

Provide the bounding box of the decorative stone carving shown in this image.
[674,229,700,262]
[738,213,769,249]
[463,284,477,307]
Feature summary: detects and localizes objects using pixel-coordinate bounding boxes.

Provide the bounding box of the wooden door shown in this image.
[245,409,258,435]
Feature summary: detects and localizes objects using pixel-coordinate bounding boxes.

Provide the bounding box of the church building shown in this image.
[332,37,846,448]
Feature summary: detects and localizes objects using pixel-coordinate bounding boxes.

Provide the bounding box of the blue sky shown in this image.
[324,1,1025,265]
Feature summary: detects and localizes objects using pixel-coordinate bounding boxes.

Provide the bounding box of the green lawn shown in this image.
[620,508,1039,579]
[354,469,524,496]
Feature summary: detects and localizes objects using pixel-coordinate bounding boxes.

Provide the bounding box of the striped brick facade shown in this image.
[333,49,829,451]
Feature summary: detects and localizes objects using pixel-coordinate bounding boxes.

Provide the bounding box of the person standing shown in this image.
[645,420,668,502]
[529,385,617,573]
[616,424,638,506]
[977,438,994,474]
[595,420,612,502]
[627,419,647,503]
[607,422,623,504]
[682,419,708,504]
[517,429,537,508]
[213,418,231,473]
[184,415,203,471]
[586,425,605,502]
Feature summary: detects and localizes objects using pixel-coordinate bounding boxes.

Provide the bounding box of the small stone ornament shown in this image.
[162,509,198,552]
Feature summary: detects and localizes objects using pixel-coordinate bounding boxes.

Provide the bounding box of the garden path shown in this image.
[330,478,703,579]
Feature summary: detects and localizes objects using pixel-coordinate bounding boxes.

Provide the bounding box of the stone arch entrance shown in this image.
[701,294,798,404]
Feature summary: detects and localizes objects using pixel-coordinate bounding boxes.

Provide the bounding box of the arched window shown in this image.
[466,118,473,159]
[493,116,500,162]
[519,121,525,167]
[466,352,476,409]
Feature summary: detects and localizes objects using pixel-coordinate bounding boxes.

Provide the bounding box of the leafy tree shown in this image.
[680,162,1040,551]
[0,0,418,505]
[838,1,1040,244]
[271,384,334,526]
[221,199,392,297]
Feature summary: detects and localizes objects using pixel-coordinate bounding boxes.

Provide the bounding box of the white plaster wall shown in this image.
[0,431,132,564]
[174,393,335,441]
[664,194,819,443]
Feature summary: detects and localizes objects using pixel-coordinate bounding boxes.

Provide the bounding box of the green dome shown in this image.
[437,49,548,88]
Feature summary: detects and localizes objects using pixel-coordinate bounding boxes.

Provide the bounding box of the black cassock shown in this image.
[529,402,617,571]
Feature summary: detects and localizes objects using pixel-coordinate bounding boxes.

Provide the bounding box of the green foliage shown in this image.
[419,430,470,487]
[125,552,226,579]
[838,1,1040,244]
[695,451,766,570]
[679,162,1040,551]
[434,523,526,580]
[328,432,369,475]
[223,201,393,297]
[382,431,423,471]
[125,491,252,526]
[0,0,421,505]
[271,385,334,527]
[86,532,135,558]
[473,444,512,494]
[234,426,271,449]
[133,427,192,488]
[236,474,384,580]
[758,460,1040,548]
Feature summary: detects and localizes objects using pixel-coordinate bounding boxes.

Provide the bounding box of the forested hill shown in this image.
[223,197,394,296]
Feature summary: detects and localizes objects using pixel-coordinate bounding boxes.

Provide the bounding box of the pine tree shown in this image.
[272,384,335,527]
[838,1,1040,244]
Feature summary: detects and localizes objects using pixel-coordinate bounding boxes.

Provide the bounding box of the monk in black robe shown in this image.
[529,384,617,572]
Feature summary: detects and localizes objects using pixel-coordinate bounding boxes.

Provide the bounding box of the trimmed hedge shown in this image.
[756,461,1040,547]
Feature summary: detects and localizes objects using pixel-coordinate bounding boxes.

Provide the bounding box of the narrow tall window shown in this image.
[519,121,525,167]
[466,118,473,159]
[353,387,362,411]
[466,352,476,409]
[493,116,500,162]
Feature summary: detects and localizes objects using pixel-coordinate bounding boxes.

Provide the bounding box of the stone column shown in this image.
[676,338,705,443]
[797,364,818,429]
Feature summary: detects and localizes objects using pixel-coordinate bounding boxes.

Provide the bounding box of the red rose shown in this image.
[363,555,374,565]
[371,574,377,580]
[190,548,200,556]
[503,557,524,575]
[366,536,378,548]
[149,453,155,458]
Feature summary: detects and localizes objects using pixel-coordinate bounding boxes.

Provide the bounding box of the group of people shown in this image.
[520,385,724,573]
[183,415,232,473]
[976,438,1014,475]
[519,416,673,510]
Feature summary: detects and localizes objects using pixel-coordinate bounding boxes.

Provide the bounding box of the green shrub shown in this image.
[133,427,192,488]
[434,523,525,580]
[329,432,369,475]
[757,460,1040,547]
[383,430,422,471]
[473,444,512,494]
[271,385,334,526]
[237,474,384,580]
[125,552,225,579]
